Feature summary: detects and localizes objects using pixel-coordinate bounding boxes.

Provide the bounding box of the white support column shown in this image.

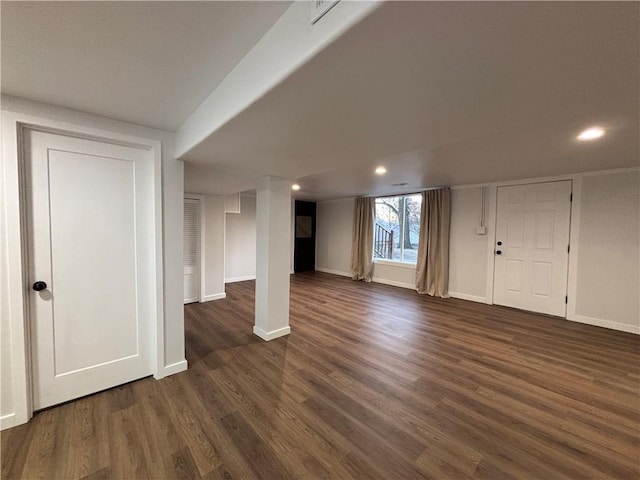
[254,176,292,341]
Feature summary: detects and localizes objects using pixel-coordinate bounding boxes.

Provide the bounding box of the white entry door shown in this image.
[493,181,572,317]
[26,129,156,410]
[183,198,200,304]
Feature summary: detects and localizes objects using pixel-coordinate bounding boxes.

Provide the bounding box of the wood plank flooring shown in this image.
[3,271,639,479]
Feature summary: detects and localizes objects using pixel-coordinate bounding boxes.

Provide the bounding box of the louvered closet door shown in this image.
[184,198,200,304]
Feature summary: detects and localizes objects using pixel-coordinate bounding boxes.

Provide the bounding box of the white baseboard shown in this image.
[156,359,188,379]
[0,413,19,431]
[225,275,255,283]
[568,314,639,335]
[372,277,415,290]
[315,267,351,277]
[316,267,416,290]
[317,269,496,305]
[253,325,291,341]
[449,291,487,304]
[202,292,226,302]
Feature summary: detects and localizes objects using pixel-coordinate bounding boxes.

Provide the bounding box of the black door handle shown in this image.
[33,281,47,291]
[496,250,502,255]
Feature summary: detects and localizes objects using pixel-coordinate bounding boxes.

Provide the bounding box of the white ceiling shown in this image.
[182,1,639,200]
[2,1,637,199]
[1,1,291,131]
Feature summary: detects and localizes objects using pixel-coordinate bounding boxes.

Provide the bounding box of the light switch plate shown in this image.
[475,226,487,235]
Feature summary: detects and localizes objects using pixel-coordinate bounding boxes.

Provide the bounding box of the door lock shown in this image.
[32,281,47,291]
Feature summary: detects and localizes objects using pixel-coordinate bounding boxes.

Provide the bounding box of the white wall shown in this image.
[221,195,296,282]
[316,190,490,295]
[316,198,355,276]
[195,192,295,301]
[448,187,490,301]
[574,171,639,330]
[1,96,186,429]
[316,170,640,334]
[225,195,257,282]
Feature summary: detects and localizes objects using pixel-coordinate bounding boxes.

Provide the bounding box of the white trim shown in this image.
[223,200,227,294]
[184,193,206,303]
[452,167,639,190]
[315,168,639,204]
[449,292,486,303]
[372,277,414,290]
[316,267,351,277]
[582,166,639,177]
[486,175,579,310]
[2,113,31,428]
[202,292,227,302]
[450,183,491,191]
[253,325,291,341]
[567,315,639,335]
[151,138,165,381]
[224,192,241,214]
[290,199,295,275]
[566,176,582,320]
[484,184,497,305]
[317,266,416,290]
[0,414,18,431]
[2,111,164,429]
[315,197,355,205]
[489,174,577,188]
[373,259,417,269]
[225,275,256,283]
[158,360,188,378]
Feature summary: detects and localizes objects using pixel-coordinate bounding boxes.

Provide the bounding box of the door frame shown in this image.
[2,112,164,429]
[490,179,573,317]
[184,193,206,303]
[484,174,580,319]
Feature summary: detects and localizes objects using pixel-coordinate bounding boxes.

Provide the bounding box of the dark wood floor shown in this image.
[3,272,639,479]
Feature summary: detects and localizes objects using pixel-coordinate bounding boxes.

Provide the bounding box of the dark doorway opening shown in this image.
[294,200,316,273]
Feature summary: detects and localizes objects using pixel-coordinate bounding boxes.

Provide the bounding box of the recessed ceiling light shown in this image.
[291,183,301,191]
[375,166,387,175]
[577,127,605,141]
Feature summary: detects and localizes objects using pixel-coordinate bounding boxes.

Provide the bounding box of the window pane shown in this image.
[374,194,422,264]
[401,194,422,263]
[374,197,400,260]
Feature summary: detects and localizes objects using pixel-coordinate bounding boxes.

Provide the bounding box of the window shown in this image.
[374,194,422,264]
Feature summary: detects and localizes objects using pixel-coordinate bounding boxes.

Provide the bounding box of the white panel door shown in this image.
[493,181,572,316]
[26,130,155,410]
[183,198,200,304]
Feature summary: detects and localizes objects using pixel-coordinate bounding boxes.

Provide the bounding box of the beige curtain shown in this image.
[416,188,451,297]
[351,197,375,282]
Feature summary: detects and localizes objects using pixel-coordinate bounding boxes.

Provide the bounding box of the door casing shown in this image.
[2,112,165,429]
[482,176,580,318]
[492,180,572,316]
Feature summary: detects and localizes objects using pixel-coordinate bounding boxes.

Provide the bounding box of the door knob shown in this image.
[496,250,502,255]
[497,241,502,246]
[32,281,47,291]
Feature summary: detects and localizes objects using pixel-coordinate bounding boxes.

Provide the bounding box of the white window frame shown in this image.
[373,194,421,266]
